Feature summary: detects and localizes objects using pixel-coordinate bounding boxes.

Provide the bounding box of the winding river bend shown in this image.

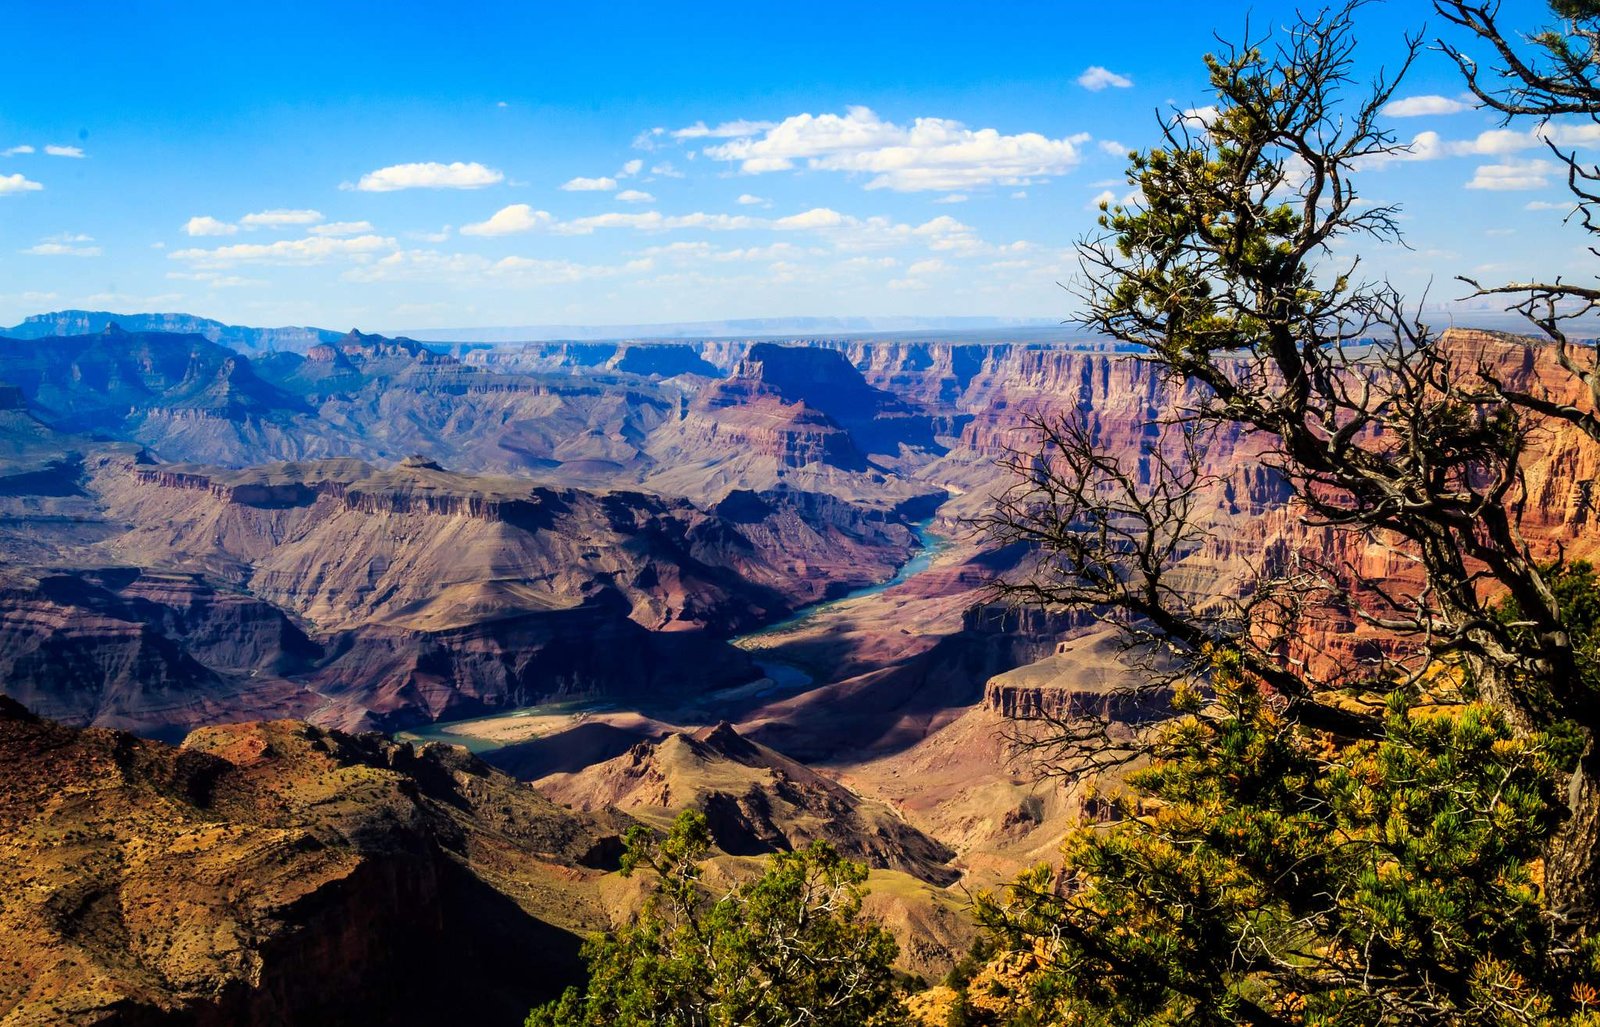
[396,521,949,753]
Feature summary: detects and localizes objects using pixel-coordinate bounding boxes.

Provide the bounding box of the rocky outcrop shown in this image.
[538,721,958,885]
[607,343,720,378]
[0,702,630,1026]
[980,631,1175,724]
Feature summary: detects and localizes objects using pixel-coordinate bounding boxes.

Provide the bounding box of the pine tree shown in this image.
[528,811,908,1027]
[974,3,1600,1023]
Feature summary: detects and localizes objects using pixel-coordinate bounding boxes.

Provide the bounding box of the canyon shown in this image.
[1,316,1597,1025]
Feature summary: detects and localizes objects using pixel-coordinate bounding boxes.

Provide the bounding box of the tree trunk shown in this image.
[1547,739,1600,945]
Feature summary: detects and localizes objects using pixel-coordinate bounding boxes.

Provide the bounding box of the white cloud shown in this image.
[561,175,618,191]
[1526,199,1574,211]
[1453,128,1539,156]
[0,173,43,195]
[887,269,935,290]
[166,270,266,288]
[1466,157,1555,190]
[619,159,644,177]
[309,220,377,237]
[184,215,237,236]
[170,233,396,266]
[772,207,846,230]
[702,105,1087,192]
[25,241,101,256]
[44,144,85,158]
[672,118,779,139]
[3,145,34,157]
[1374,122,1600,168]
[1382,94,1471,117]
[461,204,555,236]
[616,189,655,203]
[1011,190,1028,199]
[1090,189,1118,208]
[353,161,504,192]
[934,193,967,204]
[651,162,685,178]
[240,208,324,227]
[555,210,763,234]
[737,193,769,206]
[1077,66,1133,91]
[633,127,666,150]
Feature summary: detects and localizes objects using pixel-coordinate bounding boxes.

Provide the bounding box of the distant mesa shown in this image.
[3,308,343,353]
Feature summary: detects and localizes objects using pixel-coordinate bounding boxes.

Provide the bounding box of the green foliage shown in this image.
[527,810,908,1027]
[969,663,1598,1025]
[1494,560,1600,748]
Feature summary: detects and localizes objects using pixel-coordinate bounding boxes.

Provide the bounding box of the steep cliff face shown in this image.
[95,456,914,634]
[0,701,630,1026]
[0,570,320,738]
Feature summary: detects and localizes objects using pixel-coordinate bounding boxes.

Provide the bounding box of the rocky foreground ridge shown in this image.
[0,697,630,1026]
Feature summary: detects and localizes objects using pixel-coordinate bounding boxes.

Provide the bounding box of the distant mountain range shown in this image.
[2,310,344,353]
[399,315,1072,343]
[4,306,1594,352]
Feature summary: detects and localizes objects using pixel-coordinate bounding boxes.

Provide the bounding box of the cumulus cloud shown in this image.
[772,207,846,230]
[184,216,238,236]
[353,161,503,192]
[170,234,396,266]
[619,159,644,177]
[460,204,555,236]
[44,144,85,158]
[3,145,34,157]
[736,193,769,206]
[1466,157,1555,190]
[1382,94,1471,117]
[1526,199,1574,211]
[651,162,685,178]
[1077,66,1133,91]
[241,208,324,227]
[0,173,43,195]
[309,220,377,237]
[934,193,967,204]
[616,189,655,203]
[701,105,1087,192]
[1374,122,1600,167]
[561,175,618,191]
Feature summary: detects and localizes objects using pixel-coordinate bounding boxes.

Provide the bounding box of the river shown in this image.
[396,520,949,752]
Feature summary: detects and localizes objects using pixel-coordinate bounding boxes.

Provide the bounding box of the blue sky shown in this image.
[0,0,1581,332]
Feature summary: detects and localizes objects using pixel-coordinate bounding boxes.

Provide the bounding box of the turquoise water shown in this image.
[732,521,950,643]
[395,521,948,749]
[395,697,616,751]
